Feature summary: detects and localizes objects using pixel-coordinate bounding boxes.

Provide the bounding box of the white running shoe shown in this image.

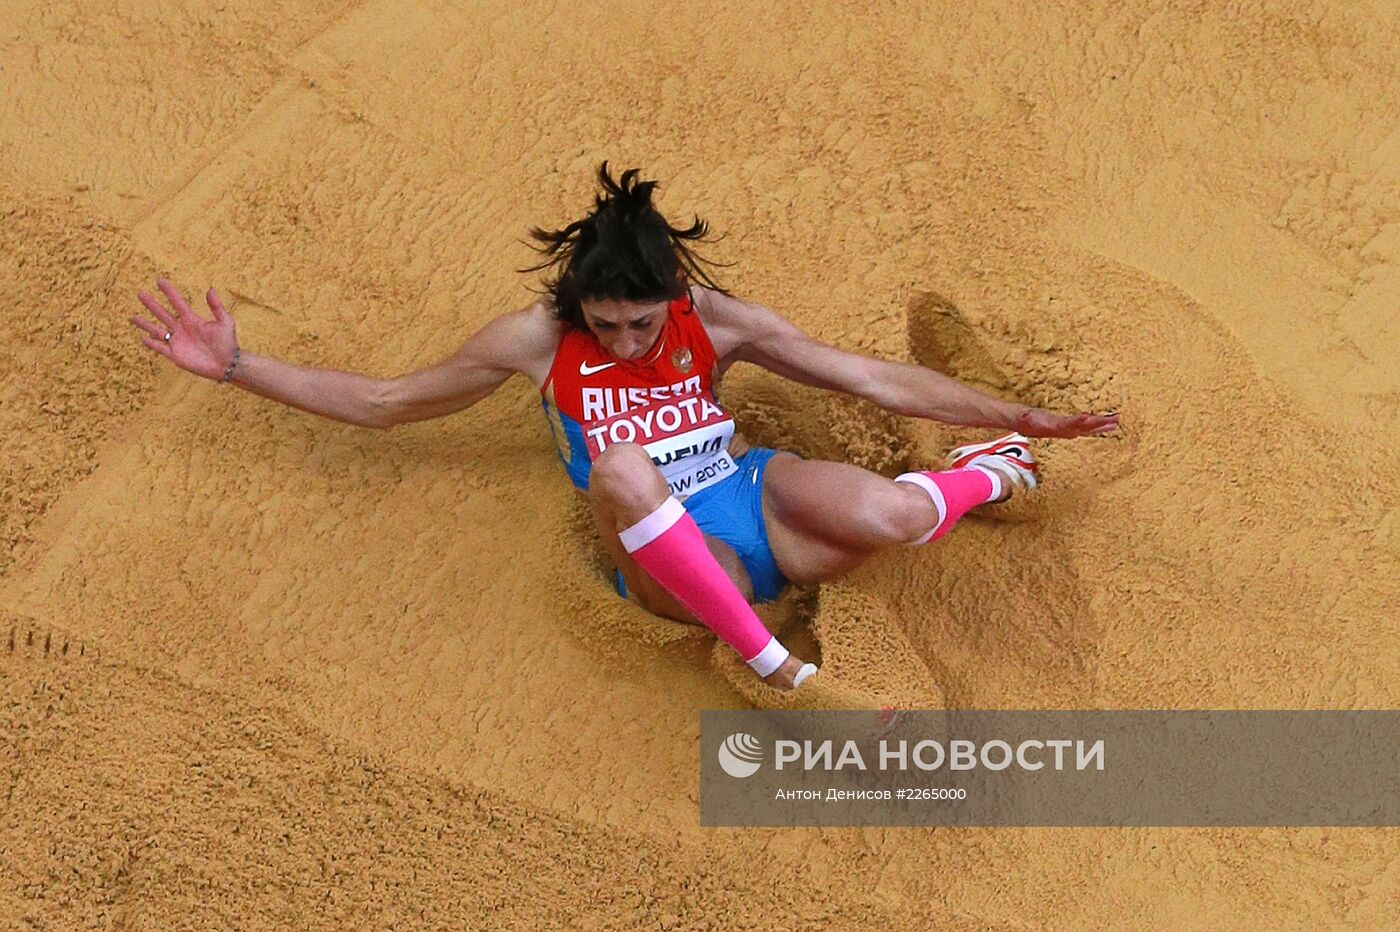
[944,432,1039,493]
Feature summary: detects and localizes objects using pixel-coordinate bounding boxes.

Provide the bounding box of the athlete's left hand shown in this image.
[1014,409,1120,438]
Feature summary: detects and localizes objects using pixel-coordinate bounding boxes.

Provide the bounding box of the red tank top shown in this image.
[539,293,738,497]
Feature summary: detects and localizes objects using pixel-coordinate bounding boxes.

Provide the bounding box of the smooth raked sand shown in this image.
[2,0,1397,927]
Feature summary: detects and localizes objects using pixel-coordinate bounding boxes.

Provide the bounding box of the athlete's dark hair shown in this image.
[522,162,729,328]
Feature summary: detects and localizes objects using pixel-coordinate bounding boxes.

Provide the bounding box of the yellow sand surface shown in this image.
[2,0,1397,927]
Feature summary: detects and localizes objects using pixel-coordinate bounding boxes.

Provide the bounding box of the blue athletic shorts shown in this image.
[615,447,792,604]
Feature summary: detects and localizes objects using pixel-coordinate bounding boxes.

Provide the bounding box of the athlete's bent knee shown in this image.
[589,443,665,505]
[876,482,939,544]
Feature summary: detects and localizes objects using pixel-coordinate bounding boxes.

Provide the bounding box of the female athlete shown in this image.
[130,163,1118,691]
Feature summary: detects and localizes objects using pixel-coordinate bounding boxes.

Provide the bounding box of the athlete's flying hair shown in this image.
[523,162,730,328]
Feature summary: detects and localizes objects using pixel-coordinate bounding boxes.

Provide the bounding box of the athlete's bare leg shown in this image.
[588,442,811,689]
[761,453,1024,585]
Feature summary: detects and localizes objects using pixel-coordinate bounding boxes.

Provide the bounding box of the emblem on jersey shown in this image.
[671,346,693,374]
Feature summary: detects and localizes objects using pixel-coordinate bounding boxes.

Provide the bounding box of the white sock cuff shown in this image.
[746,636,790,677]
[618,497,687,553]
[968,463,1003,502]
[894,472,946,546]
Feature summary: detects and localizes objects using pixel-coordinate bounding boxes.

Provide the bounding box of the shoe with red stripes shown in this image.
[944,432,1039,495]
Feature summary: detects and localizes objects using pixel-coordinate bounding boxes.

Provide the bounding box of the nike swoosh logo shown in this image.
[579,361,616,376]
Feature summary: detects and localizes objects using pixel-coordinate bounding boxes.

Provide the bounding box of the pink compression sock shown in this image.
[893,467,1002,545]
[619,497,791,677]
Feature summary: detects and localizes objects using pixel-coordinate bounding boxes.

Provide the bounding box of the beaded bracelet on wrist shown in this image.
[221,347,240,384]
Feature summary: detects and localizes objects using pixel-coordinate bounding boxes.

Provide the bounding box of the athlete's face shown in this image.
[582,297,669,361]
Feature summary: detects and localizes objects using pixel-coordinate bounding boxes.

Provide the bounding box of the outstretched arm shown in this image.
[130,279,542,429]
[703,290,1118,439]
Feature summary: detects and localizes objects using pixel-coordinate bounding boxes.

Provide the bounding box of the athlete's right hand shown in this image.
[130,278,238,381]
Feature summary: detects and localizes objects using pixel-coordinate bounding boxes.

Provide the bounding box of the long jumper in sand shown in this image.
[130,164,1119,691]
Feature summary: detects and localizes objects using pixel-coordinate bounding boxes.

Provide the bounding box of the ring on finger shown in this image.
[163,331,172,341]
